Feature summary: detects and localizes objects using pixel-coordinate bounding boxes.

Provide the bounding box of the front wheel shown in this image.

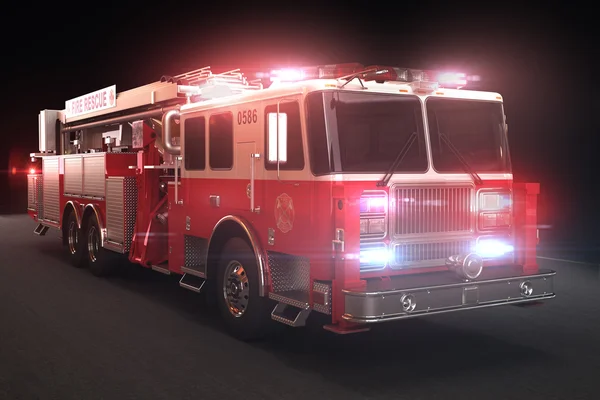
[216,237,274,341]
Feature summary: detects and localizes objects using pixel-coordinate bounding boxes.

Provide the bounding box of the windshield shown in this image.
[306,91,427,175]
[426,98,511,173]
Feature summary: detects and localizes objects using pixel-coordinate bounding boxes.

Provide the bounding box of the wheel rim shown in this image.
[87,225,99,263]
[222,260,250,317]
[68,220,78,255]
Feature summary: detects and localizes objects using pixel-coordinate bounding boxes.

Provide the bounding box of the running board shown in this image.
[151,264,171,275]
[271,303,311,327]
[179,273,206,293]
[34,223,49,236]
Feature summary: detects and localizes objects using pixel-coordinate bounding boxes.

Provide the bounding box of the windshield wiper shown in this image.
[377,132,417,187]
[438,132,483,185]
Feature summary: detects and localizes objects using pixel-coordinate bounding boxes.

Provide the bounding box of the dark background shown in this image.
[1,3,597,260]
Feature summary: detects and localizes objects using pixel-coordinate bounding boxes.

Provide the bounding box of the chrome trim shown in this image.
[342,269,556,323]
[85,204,106,246]
[208,215,267,297]
[162,109,181,155]
[63,201,82,229]
[344,294,556,323]
[390,182,475,240]
[344,270,555,296]
[103,240,125,253]
[181,266,206,278]
[390,236,473,269]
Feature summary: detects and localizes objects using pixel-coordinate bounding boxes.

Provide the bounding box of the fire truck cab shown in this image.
[27,63,555,339]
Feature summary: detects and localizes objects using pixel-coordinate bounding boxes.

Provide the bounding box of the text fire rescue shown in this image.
[65,85,116,118]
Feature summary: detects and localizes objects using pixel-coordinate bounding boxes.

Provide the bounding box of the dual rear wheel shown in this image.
[64,211,117,277]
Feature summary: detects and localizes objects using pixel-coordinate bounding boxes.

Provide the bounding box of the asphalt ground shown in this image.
[0,214,599,400]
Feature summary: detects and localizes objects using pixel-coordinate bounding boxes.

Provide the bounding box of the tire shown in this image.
[216,237,274,341]
[65,211,85,268]
[84,214,118,277]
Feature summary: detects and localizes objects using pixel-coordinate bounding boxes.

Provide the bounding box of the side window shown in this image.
[184,116,206,170]
[209,112,233,170]
[264,101,304,170]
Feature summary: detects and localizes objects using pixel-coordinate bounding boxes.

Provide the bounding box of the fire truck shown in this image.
[27,63,555,340]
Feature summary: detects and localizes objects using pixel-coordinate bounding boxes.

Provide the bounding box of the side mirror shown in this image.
[267,112,287,163]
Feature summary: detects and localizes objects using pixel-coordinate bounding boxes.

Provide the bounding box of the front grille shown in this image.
[392,240,472,268]
[393,186,473,236]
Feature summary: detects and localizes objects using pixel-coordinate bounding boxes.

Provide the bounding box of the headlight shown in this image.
[474,238,514,258]
[359,244,389,268]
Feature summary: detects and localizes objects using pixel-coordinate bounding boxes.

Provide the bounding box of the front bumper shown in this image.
[342,266,555,323]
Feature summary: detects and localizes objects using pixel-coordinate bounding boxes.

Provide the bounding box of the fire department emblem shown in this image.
[274,193,294,233]
[109,89,115,106]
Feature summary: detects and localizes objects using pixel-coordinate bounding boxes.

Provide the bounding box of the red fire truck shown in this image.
[27,63,555,339]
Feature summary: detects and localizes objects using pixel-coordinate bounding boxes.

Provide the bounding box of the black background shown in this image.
[1,2,596,258]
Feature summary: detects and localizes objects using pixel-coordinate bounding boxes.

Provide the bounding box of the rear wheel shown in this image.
[85,214,118,277]
[65,212,85,268]
[216,237,274,341]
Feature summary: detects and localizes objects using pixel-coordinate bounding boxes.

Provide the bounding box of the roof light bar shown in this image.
[262,63,365,82]
[256,63,480,89]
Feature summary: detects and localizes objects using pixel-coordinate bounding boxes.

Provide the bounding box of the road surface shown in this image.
[1,214,598,400]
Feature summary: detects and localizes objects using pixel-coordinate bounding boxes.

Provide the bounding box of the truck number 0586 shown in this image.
[237,109,258,125]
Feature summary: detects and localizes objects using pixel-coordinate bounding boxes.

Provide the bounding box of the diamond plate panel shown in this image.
[184,235,207,270]
[267,251,310,293]
[123,177,137,252]
[27,175,36,209]
[36,176,43,217]
[105,178,124,244]
[313,281,332,315]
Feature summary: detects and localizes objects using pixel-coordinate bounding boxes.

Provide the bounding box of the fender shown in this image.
[207,215,268,297]
[62,200,83,229]
[83,203,106,247]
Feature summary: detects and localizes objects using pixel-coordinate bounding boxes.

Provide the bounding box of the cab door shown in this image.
[261,98,312,253]
[235,141,262,213]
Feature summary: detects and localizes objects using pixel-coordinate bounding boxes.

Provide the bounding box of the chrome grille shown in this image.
[393,186,472,236]
[392,240,472,268]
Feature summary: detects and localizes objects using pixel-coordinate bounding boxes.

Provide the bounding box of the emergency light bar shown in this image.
[258,62,480,89]
[261,63,365,82]
[361,66,479,89]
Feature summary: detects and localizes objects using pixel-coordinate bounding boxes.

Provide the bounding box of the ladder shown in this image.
[64,66,264,124]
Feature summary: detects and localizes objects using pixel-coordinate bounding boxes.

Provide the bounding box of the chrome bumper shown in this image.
[342,267,556,323]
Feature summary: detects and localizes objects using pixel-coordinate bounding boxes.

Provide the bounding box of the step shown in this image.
[268,289,309,309]
[151,263,171,275]
[33,223,49,236]
[271,303,311,327]
[179,273,206,293]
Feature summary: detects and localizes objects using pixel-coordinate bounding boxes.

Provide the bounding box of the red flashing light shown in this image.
[267,63,365,82]
[11,167,16,175]
[361,65,475,89]
[29,168,36,174]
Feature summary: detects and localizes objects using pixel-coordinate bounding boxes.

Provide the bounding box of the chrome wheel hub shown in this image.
[68,221,78,255]
[223,261,250,317]
[87,225,99,262]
